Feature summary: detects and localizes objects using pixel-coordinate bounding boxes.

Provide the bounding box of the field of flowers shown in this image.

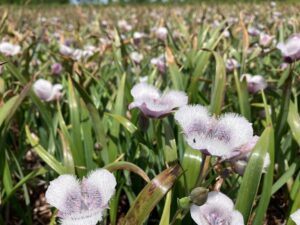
[1,2,300,225]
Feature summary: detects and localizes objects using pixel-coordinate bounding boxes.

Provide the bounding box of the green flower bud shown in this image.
[177,196,191,209]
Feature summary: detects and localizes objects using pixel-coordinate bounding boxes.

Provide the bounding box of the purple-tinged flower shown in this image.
[227,16,238,25]
[225,58,240,72]
[155,27,168,41]
[190,191,244,225]
[151,55,167,74]
[291,209,300,225]
[270,1,276,7]
[51,63,63,75]
[45,169,116,225]
[279,63,289,71]
[175,105,253,157]
[130,52,143,64]
[118,20,132,32]
[259,33,274,47]
[129,82,188,118]
[59,44,74,57]
[242,74,267,94]
[0,42,21,56]
[277,34,300,63]
[248,27,261,36]
[272,11,282,18]
[33,79,63,102]
[133,32,146,45]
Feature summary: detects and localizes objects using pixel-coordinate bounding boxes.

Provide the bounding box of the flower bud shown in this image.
[177,196,191,209]
[189,187,209,206]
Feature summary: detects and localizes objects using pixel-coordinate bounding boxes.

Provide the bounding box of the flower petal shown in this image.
[85,169,117,208]
[206,192,234,210]
[161,90,188,109]
[216,113,253,151]
[230,210,244,225]
[33,79,53,101]
[174,105,210,134]
[61,209,103,225]
[291,209,300,225]
[45,175,80,212]
[190,204,210,225]
[130,82,160,100]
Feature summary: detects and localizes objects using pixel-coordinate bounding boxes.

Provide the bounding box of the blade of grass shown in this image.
[235,126,273,223]
[123,164,182,225]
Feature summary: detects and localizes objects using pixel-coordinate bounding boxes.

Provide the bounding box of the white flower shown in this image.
[0,42,21,56]
[277,34,300,63]
[133,32,146,40]
[242,74,267,94]
[190,191,244,225]
[45,169,116,225]
[117,20,132,32]
[248,27,261,36]
[225,58,239,72]
[259,33,274,47]
[59,44,74,57]
[33,79,63,102]
[155,27,168,41]
[130,52,143,64]
[151,55,167,74]
[129,82,188,118]
[291,209,300,225]
[175,105,253,157]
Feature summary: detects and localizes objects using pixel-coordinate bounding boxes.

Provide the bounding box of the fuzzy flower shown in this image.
[259,33,274,47]
[0,42,21,56]
[155,27,168,41]
[225,58,239,72]
[242,74,267,94]
[190,191,244,225]
[33,79,63,102]
[291,209,300,225]
[277,34,300,63]
[51,63,63,75]
[129,82,188,118]
[45,169,116,225]
[175,105,253,157]
[130,52,144,64]
[150,55,167,74]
